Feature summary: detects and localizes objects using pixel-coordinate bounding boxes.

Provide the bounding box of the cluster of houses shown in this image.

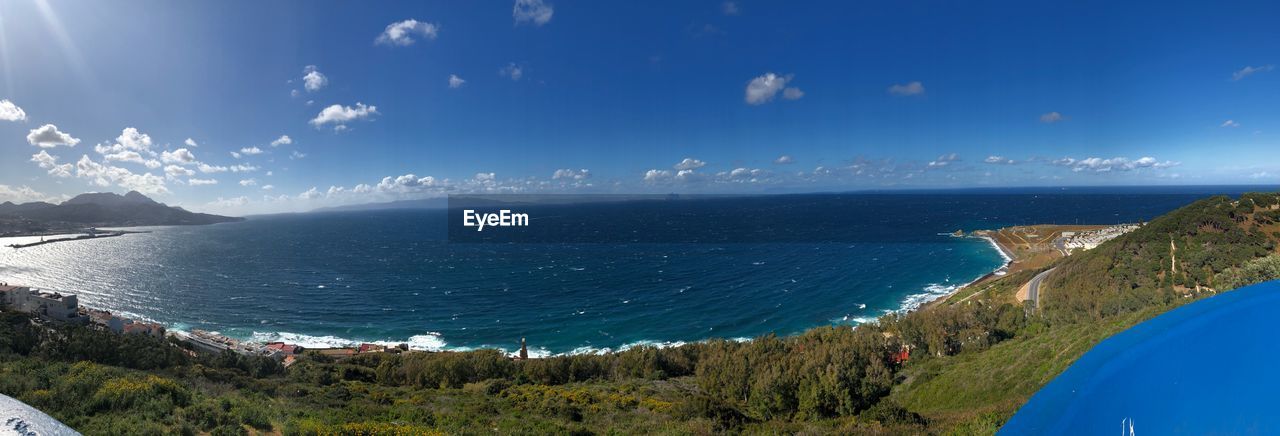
[1061,224,1142,252]
[0,282,167,338]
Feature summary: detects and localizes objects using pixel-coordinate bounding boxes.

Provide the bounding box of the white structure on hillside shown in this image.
[0,282,87,323]
[1063,224,1142,252]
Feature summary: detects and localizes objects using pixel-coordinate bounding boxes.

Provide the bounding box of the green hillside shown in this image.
[3,193,1280,435]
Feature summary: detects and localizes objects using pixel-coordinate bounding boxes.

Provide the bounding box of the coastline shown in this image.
[917,231,1017,311]
[2,225,1026,358]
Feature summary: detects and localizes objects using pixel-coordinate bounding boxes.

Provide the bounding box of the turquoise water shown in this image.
[0,191,1233,355]
[1002,280,1280,435]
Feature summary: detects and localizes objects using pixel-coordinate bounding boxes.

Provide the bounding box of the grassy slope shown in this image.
[890,310,1156,430]
[895,193,1280,432]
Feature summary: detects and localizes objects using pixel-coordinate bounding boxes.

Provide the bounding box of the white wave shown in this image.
[894,282,963,314]
[555,339,691,356]
[247,331,448,351]
[974,235,1013,263]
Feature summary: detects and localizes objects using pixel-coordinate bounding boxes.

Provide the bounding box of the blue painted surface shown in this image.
[1002,280,1280,435]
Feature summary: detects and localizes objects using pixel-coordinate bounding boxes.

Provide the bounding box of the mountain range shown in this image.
[0,191,242,236]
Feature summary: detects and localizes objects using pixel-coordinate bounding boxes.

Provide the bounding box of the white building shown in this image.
[0,282,87,323]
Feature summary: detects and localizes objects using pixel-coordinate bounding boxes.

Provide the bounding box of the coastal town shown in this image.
[937,222,1143,307]
[0,281,523,367]
[970,222,1143,274]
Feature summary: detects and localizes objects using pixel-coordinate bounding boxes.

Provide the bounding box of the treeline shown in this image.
[287,325,912,428]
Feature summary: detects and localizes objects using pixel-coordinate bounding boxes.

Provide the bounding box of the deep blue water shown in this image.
[1001,280,1280,435]
[0,188,1265,355]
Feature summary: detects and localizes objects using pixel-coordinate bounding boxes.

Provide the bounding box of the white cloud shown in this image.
[1040,112,1064,123]
[188,178,218,186]
[0,185,52,203]
[552,168,590,180]
[261,184,275,190]
[290,150,307,160]
[774,155,794,164]
[310,102,379,129]
[1232,65,1274,81]
[449,74,466,88]
[208,196,248,208]
[270,135,292,146]
[30,150,59,169]
[1221,119,1240,128]
[376,19,440,46]
[26,124,81,148]
[198,163,228,173]
[984,155,1015,165]
[48,164,73,178]
[239,146,264,155]
[160,148,197,165]
[164,165,194,179]
[928,153,960,168]
[500,63,523,81]
[744,73,792,105]
[0,99,27,121]
[675,169,701,182]
[474,172,496,182]
[375,174,442,193]
[30,151,74,178]
[674,158,707,170]
[115,127,153,152]
[716,167,768,182]
[1053,156,1179,173]
[887,81,925,96]
[513,0,554,26]
[93,128,157,163]
[302,65,328,92]
[722,1,740,15]
[74,155,168,194]
[184,138,199,147]
[230,151,241,159]
[239,178,258,187]
[230,164,259,173]
[782,87,804,100]
[299,187,323,199]
[101,150,146,164]
[643,169,672,183]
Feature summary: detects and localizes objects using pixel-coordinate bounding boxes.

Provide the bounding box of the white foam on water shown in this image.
[246,331,449,351]
[895,282,963,314]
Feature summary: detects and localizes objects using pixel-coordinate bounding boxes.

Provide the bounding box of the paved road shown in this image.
[1052,235,1069,256]
[1027,267,1057,308]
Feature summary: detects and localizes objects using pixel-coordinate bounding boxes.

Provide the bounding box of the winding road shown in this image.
[1027,267,1057,308]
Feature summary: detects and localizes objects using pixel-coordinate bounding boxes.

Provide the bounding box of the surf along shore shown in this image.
[927,224,1118,308]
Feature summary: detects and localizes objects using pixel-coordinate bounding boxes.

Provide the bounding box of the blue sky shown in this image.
[0,0,1277,214]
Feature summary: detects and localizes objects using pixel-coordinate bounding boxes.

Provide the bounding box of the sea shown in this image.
[0,187,1269,356]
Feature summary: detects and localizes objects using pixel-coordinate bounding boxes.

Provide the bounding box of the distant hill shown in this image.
[310,197,449,213]
[310,195,624,213]
[0,191,242,235]
[0,201,56,214]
